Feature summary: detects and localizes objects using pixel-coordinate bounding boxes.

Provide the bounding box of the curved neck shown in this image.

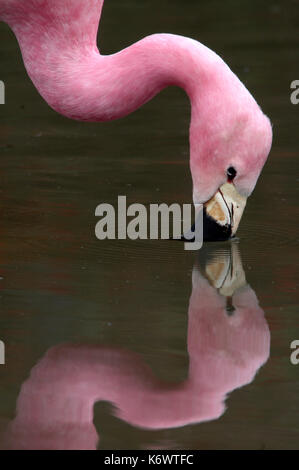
[2,0,264,206]
[5,4,229,122]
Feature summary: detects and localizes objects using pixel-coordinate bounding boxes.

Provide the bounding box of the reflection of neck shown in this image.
[3,261,270,450]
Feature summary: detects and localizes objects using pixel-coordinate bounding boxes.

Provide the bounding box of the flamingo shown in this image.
[1,244,270,450]
[0,0,272,240]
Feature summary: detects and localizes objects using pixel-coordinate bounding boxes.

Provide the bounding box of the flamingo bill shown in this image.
[203,183,247,241]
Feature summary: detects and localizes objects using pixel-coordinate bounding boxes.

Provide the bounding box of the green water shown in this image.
[0,0,298,450]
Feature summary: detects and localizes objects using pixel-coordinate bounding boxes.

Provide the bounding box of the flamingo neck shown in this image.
[6,7,230,123]
[1,0,104,48]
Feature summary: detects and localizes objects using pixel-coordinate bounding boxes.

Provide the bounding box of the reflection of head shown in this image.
[2,244,270,449]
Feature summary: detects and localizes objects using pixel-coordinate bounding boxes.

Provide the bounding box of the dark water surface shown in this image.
[0,0,298,450]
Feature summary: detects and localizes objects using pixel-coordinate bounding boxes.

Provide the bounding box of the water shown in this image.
[0,0,298,450]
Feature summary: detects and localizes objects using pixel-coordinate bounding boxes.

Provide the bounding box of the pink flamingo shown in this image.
[0,0,272,240]
[1,245,270,450]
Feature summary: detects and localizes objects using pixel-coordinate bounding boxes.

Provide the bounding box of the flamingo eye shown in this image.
[227,166,237,181]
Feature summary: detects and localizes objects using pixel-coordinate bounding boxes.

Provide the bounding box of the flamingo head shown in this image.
[190,77,272,242]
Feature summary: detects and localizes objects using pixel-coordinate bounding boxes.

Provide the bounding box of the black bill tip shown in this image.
[178,208,232,243]
[202,208,232,242]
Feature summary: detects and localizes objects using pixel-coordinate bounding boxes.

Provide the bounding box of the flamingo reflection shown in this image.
[3,243,270,449]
